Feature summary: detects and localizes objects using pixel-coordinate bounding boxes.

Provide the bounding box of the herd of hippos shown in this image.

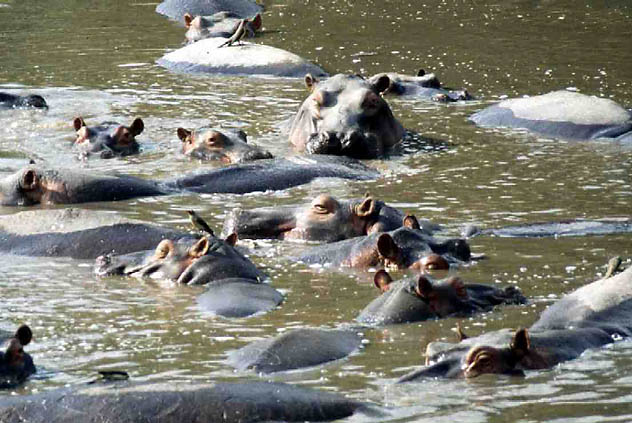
[1,0,632,421]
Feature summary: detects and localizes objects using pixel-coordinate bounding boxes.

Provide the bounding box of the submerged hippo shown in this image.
[357,271,526,326]
[156,0,262,22]
[0,380,375,422]
[184,11,261,43]
[73,117,144,158]
[368,70,472,102]
[0,325,35,389]
[469,90,632,142]
[227,328,363,373]
[288,74,404,158]
[398,265,632,380]
[223,194,434,242]
[463,218,632,238]
[0,92,47,109]
[177,126,272,163]
[296,216,471,270]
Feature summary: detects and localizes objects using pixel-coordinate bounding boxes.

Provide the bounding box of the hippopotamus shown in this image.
[368,70,472,102]
[398,265,632,380]
[177,126,272,163]
[227,328,363,373]
[0,92,47,109]
[157,38,327,78]
[0,380,376,422]
[184,11,261,43]
[295,216,471,270]
[73,117,144,158]
[223,194,439,242]
[0,209,197,259]
[156,0,262,22]
[0,325,35,389]
[462,218,632,238]
[356,270,526,325]
[196,277,283,317]
[469,90,632,142]
[288,74,405,158]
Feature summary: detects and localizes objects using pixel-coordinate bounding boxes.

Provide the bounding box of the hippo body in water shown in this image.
[0,380,374,422]
[463,219,632,238]
[155,0,262,22]
[0,325,35,389]
[368,71,472,102]
[177,126,272,163]
[398,265,632,380]
[288,74,404,158]
[357,271,526,326]
[184,11,261,43]
[73,117,144,158]
[470,90,632,142]
[0,93,47,109]
[223,194,434,242]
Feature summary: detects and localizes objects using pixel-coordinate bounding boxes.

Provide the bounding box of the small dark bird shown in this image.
[187,210,215,236]
[219,19,248,48]
[605,256,623,278]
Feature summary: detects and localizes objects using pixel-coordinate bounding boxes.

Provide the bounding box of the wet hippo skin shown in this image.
[368,70,472,102]
[0,92,47,109]
[0,325,35,389]
[155,0,262,22]
[73,117,144,158]
[178,126,272,163]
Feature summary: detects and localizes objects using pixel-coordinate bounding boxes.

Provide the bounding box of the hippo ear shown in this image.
[304,74,318,91]
[177,128,191,142]
[19,169,39,191]
[415,275,434,299]
[154,239,174,259]
[355,197,375,217]
[129,118,144,136]
[251,13,262,31]
[417,69,426,77]
[15,325,32,347]
[184,13,193,27]
[371,75,391,95]
[73,117,86,131]
[373,269,393,292]
[510,328,531,359]
[190,237,210,258]
[225,233,238,247]
[403,215,421,230]
[448,277,468,298]
[377,233,400,261]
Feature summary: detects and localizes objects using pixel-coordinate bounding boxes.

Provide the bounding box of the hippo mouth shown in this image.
[306,131,381,159]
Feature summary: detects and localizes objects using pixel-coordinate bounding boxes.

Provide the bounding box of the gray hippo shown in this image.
[288,74,404,158]
[469,90,632,142]
[222,194,437,242]
[177,126,272,163]
[0,93,47,109]
[463,219,632,238]
[184,11,261,43]
[0,380,376,422]
[357,270,526,326]
[0,325,35,389]
[368,70,472,102]
[398,265,632,380]
[73,117,144,158]
[295,216,471,271]
[156,0,262,22]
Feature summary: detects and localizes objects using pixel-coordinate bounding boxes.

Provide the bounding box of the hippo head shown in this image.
[0,165,65,206]
[183,12,261,43]
[73,117,143,157]
[288,74,404,158]
[177,127,272,163]
[0,325,35,388]
[95,235,264,285]
[368,70,442,96]
[223,194,404,242]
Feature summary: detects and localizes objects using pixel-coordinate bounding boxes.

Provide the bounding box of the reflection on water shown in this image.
[0,0,631,421]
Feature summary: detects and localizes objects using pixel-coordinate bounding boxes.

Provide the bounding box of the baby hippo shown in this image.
[178,127,272,163]
[73,117,144,158]
[184,12,262,43]
[0,325,35,389]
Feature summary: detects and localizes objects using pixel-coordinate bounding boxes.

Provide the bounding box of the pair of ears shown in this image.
[176,128,248,143]
[303,74,393,96]
[73,117,144,136]
[374,269,467,298]
[153,234,239,259]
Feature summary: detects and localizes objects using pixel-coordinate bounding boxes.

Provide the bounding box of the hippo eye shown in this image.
[313,204,329,214]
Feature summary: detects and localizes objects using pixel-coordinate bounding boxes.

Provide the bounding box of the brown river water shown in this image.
[1,0,631,421]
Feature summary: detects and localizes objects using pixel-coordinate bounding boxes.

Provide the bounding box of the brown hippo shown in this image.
[0,325,35,389]
[73,117,144,158]
[288,74,404,158]
[177,126,272,163]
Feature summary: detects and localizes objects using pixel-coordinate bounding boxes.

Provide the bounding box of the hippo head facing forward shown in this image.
[73,117,144,158]
[177,127,272,163]
[288,74,404,158]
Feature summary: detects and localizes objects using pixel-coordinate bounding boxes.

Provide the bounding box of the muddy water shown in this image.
[0,0,631,421]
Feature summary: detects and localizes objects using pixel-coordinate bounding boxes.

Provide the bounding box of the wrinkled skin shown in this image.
[222,194,434,242]
[73,117,143,158]
[296,216,471,270]
[288,74,404,158]
[184,12,261,43]
[463,219,632,238]
[0,93,47,109]
[368,70,472,102]
[0,325,35,389]
[398,266,632,380]
[227,328,362,373]
[156,0,262,22]
[0,164,165,206]
[0,380,373,422]
[357,271,526,325]
[177,126,272,163]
